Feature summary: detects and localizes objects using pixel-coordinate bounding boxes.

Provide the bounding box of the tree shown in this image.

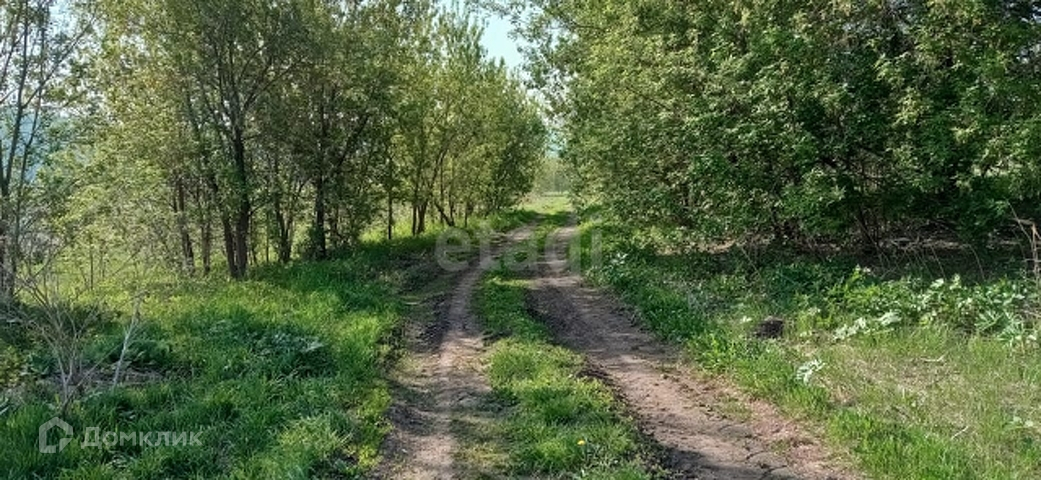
[0,0,90,302]
[155,0,305,278]
[51,0,547,286]
[395,7,545,235]
[508,0,1041,246]
[274,0,400,259]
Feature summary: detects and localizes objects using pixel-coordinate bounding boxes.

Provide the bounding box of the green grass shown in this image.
[522,192,572,219]
[2,256,404,479]
[0,206,539,479]
[359,203,542,244]
[575,212,1041,479]
[473,272,652,479]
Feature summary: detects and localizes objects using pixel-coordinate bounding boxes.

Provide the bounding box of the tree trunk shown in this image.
[411,194,419,236]
[199,175,216,277]
[0,217,12,303]
[432,200,455,227]
[273,197,292,264]
[417,200,428,234]
[328,205,341,249]
[387,193,394,241]
[175,180,195,276]
[222,215,237,278]
[220,213,237,276]
[231,130,250,279]
[249,221,258,267]
[438,166,446,225]
[201,217,212,276]
[386,159,394,241]
[88,247,95,290]
[234,202,250,279]
[313,175,327,259]
[278,218,292,264]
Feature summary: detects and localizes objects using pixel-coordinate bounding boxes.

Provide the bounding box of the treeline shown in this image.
[514,0,1041,245]
[0,0,546,296]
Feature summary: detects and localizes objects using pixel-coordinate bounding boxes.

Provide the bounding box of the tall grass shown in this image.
[1,257,400,478]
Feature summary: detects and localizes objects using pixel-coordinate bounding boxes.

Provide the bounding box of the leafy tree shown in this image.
[0,0,91,301]
[506,0,1041,246]
[56,0,547,284]
[395,6,545,234]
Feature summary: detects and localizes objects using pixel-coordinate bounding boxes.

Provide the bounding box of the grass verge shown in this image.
[2,256,400,479]
[574,213,1041,479]
[0,206,537,479]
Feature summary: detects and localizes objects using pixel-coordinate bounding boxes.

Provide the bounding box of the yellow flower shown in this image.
[577,439,586,446]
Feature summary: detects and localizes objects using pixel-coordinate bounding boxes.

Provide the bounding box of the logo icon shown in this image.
[38,417,73,454]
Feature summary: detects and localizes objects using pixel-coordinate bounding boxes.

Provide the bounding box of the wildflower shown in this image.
[577,439,586,446]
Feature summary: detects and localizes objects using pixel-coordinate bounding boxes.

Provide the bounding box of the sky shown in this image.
[479,13,525,72]
[438,1,526,72]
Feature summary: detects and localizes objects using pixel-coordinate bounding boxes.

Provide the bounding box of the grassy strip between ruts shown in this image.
[473,270,653,479]
[0,208,538,479]
[573,213,1041,480]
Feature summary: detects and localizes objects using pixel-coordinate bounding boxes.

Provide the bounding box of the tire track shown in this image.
[525,221,856,480]
[376,224,534,479]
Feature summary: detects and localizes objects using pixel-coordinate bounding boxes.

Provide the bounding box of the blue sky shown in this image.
[439,1,525,71]
[479,13,525,71]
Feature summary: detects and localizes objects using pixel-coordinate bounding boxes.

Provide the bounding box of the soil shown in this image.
[374,225,534,480]
[525,222,858,480]
[377,217,857,479]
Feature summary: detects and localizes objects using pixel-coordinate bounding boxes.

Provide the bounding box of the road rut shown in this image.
[376,224,533,480]
[526,222,855,480]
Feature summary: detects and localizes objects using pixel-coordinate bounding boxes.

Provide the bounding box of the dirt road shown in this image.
[525,222,855,480]
[378,217,853,479]
[376,224,533,480]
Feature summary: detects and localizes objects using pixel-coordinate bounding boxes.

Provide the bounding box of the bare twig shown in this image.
[112,297,143,388]
[1011,212,1040,280]
[13,262,107,413]
[918,355,946,364]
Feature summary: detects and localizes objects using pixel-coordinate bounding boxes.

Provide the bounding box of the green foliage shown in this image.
[827,270,1036,338]
[15,0,549,289]
[476,273,652,478]
[0,344,26,389]
[393,7,546,235]
[533,156,570,194]
[0,0,92,302]
[511,0,1041,244]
